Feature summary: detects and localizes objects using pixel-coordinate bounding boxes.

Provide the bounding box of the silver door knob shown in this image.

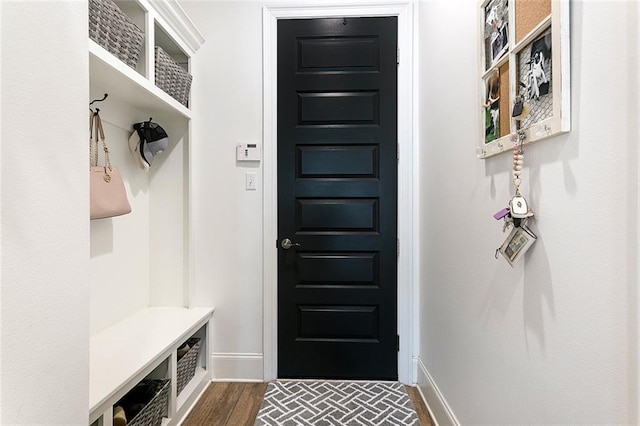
[281,238,301,250]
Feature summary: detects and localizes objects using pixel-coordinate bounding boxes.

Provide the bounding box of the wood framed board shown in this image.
[478,0,570,159]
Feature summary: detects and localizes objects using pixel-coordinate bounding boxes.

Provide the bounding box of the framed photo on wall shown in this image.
[477,0,570,159]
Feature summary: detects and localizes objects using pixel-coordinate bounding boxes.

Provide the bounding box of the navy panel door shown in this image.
[277,17,398,380]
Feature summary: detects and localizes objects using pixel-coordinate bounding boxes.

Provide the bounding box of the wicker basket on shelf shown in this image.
[88,0,144,69]
[176,338,202,395]
[116,379,170,426]
[155,46,193,107]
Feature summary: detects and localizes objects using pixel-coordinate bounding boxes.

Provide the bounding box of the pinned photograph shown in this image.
[491,23,509,65]
[484,70,500,143]
[484,0,508,70]
[524,34,551,100]
[485,104,500,144]
[517,28,553,129]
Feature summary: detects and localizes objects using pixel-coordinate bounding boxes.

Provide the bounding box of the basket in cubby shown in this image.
[116,379,170,426]
[155,46,193,107]
[88,0,144,69]
[176,337,201,395]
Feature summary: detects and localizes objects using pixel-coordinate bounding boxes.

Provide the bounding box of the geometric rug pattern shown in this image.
[254,381,419,425]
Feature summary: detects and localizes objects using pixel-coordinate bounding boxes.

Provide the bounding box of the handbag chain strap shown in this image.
[89,111,95,167]
[90,112,112,172]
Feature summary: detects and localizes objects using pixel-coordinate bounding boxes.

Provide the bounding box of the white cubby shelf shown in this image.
[89,40,191,119]
[88,1,208,425]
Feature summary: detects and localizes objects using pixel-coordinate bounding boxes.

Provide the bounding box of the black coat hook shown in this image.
[343,18,347,25]
[90,93,108,106]
[90,93,108,115]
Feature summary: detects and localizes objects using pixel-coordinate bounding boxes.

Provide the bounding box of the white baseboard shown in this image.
[210,353,263,382]
[415,357,460,426]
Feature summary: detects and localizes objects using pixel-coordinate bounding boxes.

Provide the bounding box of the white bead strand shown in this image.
[512,145,523,192]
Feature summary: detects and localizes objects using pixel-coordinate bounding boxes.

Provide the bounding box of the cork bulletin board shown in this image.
[515,0,551,43]
[498,62,510,138]
[477,0,570,159]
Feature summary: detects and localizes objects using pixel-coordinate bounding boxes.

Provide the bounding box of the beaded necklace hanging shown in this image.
[512,137,523,196]
[507,131,533,222]
[494,131,538,266]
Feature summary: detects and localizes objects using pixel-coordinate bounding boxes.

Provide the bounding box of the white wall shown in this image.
[417,0,639,424]
[89,107,151,335]
[0,1,90,424]
[185,1,266,380]
[88,101,190,335]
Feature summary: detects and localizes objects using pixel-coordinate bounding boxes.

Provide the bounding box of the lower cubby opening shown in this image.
[176,338,201,397]
[114,360,170,426]
[176,325,206,400]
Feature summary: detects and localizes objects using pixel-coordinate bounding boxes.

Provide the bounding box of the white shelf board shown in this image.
[89,307,213,419]
[170,367,210,425]
[176,367,208,408]
[89,40,191,119]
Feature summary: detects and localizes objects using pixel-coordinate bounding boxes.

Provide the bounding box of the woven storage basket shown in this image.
[155,46,193,107]
[89,0,144,69]
[176,338,202,395]
[117,379,170,426]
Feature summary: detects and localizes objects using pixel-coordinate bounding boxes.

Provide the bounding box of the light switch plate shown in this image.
[245,172,257,190]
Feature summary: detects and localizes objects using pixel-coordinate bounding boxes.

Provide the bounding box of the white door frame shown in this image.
[262,2,417,384]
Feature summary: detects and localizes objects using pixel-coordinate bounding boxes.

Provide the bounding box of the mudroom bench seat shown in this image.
[89,307,213,426]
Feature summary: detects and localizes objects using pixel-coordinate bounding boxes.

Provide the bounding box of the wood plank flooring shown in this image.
[182,382,434,426]
[183,382,268,426]
[406,385,434,426]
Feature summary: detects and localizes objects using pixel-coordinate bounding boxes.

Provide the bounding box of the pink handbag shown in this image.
[90,112,131,220]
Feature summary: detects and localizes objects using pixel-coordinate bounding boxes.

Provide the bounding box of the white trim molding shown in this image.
[148,0,205,54]
[210,353,264,382]
[637,1,640,419]
[262,2,417,384]
[416,357,461,426]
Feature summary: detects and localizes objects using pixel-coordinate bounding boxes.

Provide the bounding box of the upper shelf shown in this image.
[89,0,204,120]
[89,39,191,119]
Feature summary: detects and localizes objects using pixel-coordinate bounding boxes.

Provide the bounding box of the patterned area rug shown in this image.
[254,381,419,425]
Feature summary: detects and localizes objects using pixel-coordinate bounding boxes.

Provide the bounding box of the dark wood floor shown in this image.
[182,382,434,425]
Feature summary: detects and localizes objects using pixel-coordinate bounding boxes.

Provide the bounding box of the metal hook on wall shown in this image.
[90,93,109,114]
[90,93,108,106]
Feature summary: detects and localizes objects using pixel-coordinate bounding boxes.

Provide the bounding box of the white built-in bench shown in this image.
[89,307,214,425]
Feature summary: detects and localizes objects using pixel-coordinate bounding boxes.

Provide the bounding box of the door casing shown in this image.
[262,2,417,384]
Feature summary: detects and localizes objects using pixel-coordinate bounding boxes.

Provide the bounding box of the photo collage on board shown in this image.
[483,0,508,144]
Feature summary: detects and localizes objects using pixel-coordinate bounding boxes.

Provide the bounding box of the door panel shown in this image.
[278,17,397,380]
[297,37,380,71]
[297,253,379,287]
[297,199,378,232]
[298,145,378,177]
[298,92,379,124]
[298,306,379,340]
